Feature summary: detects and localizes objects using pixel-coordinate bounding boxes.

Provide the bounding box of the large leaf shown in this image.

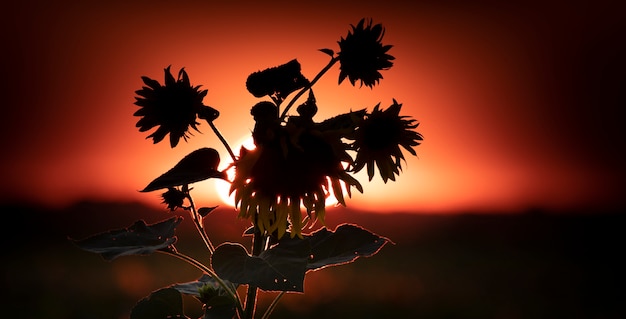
[141,148,226,192]
[306,223,391,270]
[172,275,238,319]
[71,217,182,261]
[212,241,309,292]
[212,223,390,293]
[130,288,189,319]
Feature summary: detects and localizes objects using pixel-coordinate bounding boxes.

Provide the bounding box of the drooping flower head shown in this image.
[134,66,219,147]
[246,59,309,105]
[351,99,423,182]
[230,98,362,239]
[337,18,395,88]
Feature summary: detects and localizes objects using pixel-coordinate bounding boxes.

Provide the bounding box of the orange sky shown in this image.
[3,1,625,214]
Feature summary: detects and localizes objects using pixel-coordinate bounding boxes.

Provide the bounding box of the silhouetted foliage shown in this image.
[75,18,422,319]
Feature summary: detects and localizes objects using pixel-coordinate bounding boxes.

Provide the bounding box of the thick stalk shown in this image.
[244,227,265,318]
[279,56,339,120]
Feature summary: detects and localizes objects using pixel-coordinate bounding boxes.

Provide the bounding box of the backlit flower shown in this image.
[161,187,186,211]
[246,59,309,103]
[230,102,362,239]
[337,18,395,88]
[351,99,423,182]
[134,66,219,147]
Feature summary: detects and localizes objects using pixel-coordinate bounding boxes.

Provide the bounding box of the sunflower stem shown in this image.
[261,291,285,319]
[208,120,237,162]
[279,56,339,120]
[244,227,266,318]
[157,249,245,317]
[186,193,215,254]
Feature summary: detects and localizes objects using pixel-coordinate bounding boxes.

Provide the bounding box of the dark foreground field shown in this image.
[3,201,624,319]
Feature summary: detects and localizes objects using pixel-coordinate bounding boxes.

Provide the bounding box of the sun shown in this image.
[213,135,342,208]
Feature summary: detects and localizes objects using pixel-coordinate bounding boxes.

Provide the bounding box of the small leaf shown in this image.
[198,206,218,217]
[71,217,182,261]
[130,288,189,319]
[319,48,334,57]
[141,148,226,192]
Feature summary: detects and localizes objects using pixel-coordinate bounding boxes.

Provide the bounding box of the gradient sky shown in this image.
[3,1,624,213]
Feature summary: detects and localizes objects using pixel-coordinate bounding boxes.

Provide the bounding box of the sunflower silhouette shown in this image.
[134,66,219,147]
[337,18,395,88]
[351,100,423,182]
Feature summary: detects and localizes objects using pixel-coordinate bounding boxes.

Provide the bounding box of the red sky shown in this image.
[2,1,624,213]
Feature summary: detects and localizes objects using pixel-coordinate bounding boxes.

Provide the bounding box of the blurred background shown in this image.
[3,0,625,318]
[5,202,624,318]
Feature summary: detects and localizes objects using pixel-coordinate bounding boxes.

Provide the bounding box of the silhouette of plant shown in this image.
[72,18,422,319]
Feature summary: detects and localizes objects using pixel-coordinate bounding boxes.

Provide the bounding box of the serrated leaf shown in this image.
[141,148,226,192]
[130,288,189,319]
[306,224,391,270]
[71,217,182,261]
[212,242,309,292]
[212,224,390,293]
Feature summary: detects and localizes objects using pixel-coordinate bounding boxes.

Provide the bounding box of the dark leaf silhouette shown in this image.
[198,206,219,217]
[319,48,335,57]
[71,217,182,261]
[212,224,390,292]
[130,288,189,319]
[141,148,226,192]
[305,223,391,270]
[212,242,309,292]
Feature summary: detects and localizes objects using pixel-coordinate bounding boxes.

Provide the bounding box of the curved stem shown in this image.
[279,56,339,120]
[208,120,237,162]
[158,249,214,276]
[158,250,245,317]
[186,193,215,254]
[260,291,285,319]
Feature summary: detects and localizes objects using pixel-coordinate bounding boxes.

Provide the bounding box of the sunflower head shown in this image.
[161,187,187,211]
[337,18,395,88]
[134,66,219,148]
[230,102,363,239]
[351,99,423,182]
